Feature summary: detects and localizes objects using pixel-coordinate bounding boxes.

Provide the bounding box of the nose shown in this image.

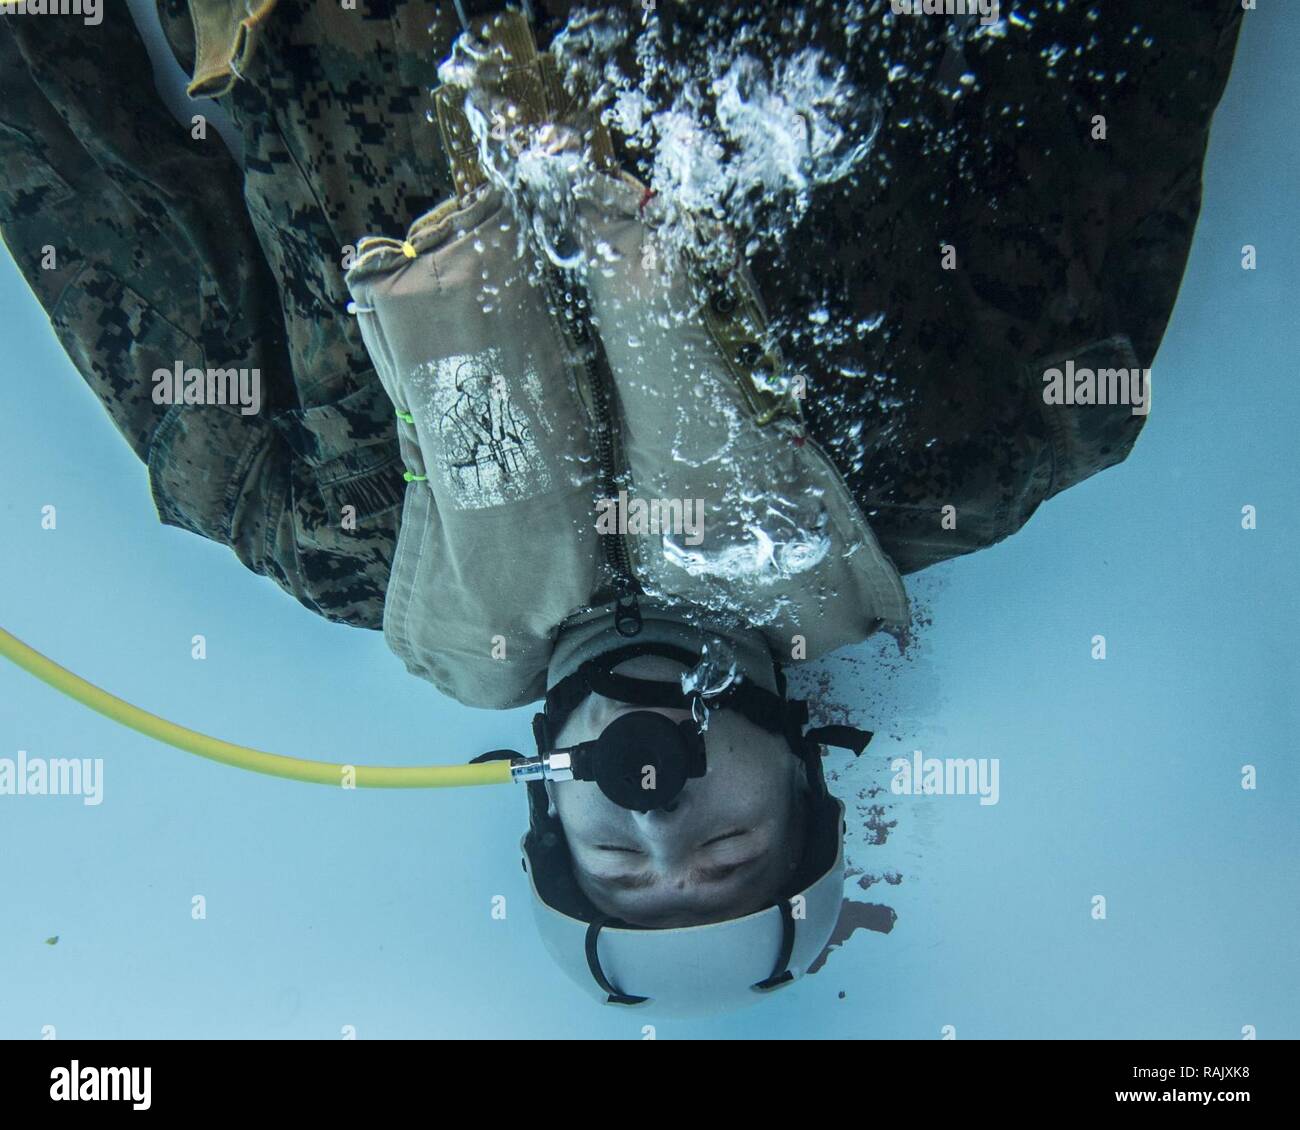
[631,786,689,829]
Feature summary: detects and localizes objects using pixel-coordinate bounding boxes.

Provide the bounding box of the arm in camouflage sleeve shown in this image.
[0,12,398,630]
[742,0,1244,576]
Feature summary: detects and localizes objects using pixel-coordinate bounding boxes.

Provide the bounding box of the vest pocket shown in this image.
[269,378,407,525]
[1028,333,1148,501]
[50,265,207,463]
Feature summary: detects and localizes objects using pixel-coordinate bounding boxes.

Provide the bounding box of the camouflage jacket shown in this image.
[0,1,1243,637]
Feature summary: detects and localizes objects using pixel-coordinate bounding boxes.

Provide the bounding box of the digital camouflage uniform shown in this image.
[0,1,1244,629]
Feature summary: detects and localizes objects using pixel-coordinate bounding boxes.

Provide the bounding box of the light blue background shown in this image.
[0,6,1295,1039]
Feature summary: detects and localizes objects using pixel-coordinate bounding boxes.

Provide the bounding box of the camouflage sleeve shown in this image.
[0,12,398,630]
[745,0,1244,575]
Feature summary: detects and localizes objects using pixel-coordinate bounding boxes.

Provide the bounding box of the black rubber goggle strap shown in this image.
[720,684,875,755]
[587,667,692,711]
[544,642,701,736]
[585,916,649,1007]
[722,678,802,735]
[544,642,874,758]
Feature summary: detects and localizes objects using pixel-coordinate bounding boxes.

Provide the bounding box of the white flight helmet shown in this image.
[516,637,864,1015]
[521,793,846,1016]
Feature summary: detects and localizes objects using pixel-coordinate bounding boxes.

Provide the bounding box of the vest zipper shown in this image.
[548,263,643,637]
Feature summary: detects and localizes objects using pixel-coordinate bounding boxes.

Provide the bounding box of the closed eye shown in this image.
[699,828,747,848]
[691,859,760,884]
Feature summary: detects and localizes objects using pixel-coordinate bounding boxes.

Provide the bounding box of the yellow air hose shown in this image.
[0,627,513,790]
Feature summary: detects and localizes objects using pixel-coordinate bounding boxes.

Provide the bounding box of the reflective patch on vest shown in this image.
[409,348,553,510]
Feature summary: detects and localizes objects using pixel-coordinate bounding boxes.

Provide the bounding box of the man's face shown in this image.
[547,657,810,928]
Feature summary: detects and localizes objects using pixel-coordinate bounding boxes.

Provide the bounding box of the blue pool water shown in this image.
[0,5,1296,1038]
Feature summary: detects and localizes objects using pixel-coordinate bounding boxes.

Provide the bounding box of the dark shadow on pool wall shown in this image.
[807,900,899,976]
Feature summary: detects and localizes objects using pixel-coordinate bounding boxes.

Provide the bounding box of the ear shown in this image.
[542,778,559,818]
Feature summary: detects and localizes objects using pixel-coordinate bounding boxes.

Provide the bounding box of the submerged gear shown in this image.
[526,638,872,812]
[502,620,870,1014]
[522,791,847,1015]
[0,0,1250,1019]
[0,627,511,790]
[345,10,910,710]
[546,711,708,813]
[0,3,1243,656]
[518,634,858,1013]
[1,612,857,1013]
[1,612,853,1015]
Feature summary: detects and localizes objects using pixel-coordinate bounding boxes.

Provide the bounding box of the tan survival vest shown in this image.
[344,11,908,708]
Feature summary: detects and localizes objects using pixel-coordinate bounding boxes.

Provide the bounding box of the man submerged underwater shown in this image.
[0,0,1243,1012]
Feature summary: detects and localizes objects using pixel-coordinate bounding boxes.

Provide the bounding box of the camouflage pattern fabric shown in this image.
[647,1,1244,573]
[0,1,1244,632]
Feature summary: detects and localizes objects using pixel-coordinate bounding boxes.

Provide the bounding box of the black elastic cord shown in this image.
[752,899,797,992]
[585,918,648,1006]
[469,749,519,764]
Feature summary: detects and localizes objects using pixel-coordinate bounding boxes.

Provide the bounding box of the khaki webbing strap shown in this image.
[433,9,616,202]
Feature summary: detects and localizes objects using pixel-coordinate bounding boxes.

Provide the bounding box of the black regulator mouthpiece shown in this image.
[568,711,707,812]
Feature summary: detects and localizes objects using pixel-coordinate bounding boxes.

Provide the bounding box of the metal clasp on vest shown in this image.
[614,593,643,637]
